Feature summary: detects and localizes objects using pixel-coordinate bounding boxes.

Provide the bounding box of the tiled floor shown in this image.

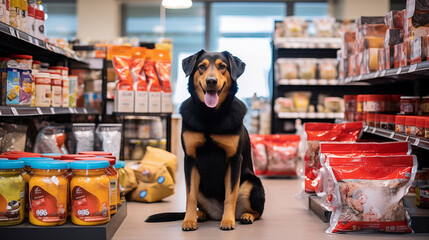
[113,169,429,240]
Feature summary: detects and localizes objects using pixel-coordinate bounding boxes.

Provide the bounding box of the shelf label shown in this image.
[10,107,18,116]
[357,75,362,81]
[9,27,16,37]
[374,71,380,78]
[396,67,402,75]
[371,127,376,134]
[50,108,55,114]
[380,70,386,77]
[36,108,43,115]
[83,108,88,114]
[16,30,20,39]
[68,107,74,114]
[0,110,2,115]
[408,64,417,73]
[415,138,420,146]
[389,132,395,138]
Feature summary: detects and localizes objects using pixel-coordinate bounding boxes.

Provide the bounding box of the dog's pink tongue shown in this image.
[204,92,218,108]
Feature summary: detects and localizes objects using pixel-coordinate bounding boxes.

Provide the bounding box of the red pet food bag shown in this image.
[264,135,300,177]
[326,155,417,233]
[249,135,268,176]
[318,142,411,211]
[112,46,133,91]
[302,122,363,193]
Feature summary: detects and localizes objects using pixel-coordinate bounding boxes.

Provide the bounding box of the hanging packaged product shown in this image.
[34,72,51,107]
[34,8,44,40]
[143,49,162,113]
[29,161,68,226]
[154,49,173,113]
[0,160,25,226]
[263,134,300,177]
[326,155,416,233]
[301,122,362,193]
[61,75,69,107]
[95,124,122,161]
[18,62,33,106]
[131,47,148,113]
[70,161,110,225]
[112,46,134,112]
[50,72,62,107]
[27,3,35,36]
[317,142,411,212]
[6,60,20,105]
[9,0,20,29]
[249,135,268,175]
[72,123,95,153]
[68,75,77,107]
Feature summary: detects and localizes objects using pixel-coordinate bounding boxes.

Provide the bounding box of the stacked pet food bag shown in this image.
[111,45,173,113]
[251,119,420,233]
[0,150,127,226]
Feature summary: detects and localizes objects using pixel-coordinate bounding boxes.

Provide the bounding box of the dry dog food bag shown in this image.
[112,46,134,112]
[131,47,148,113]
[140,146,177,182]
[249,135,268,175]
[302,122,362,193]
[318,142,411,211]
[326,155,417,233]
[264,134,300,177]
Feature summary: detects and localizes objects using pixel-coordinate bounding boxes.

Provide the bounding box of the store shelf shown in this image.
[309,195,331,223]
[2,202,127,240]
[363,126,429,151]
[277,112,344,119]
[275,47,338,59]
[277,79,340,86]
[274,37,341,49]
[112,112,172,117]
[125,138,166,142]
[0,21,86,65]
[0,106,99,116]
[339,61,429,85]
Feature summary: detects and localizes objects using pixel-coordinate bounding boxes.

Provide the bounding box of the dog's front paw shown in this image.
[197,210,207,222]
[240,213,255,224]
[220,219,235,230]
[182,220,197,231]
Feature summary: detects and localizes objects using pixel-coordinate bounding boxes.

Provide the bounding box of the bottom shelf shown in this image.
[2,202,127,240]
[309,195,429,233]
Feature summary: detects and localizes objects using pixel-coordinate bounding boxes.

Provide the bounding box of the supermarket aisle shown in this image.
[113,169,429,239]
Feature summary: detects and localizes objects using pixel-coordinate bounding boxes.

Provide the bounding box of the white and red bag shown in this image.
[264,135,300,177]
[318,142,411,211]
[302,122,363,193]
[326,155,417,233]
[249,134,268,176]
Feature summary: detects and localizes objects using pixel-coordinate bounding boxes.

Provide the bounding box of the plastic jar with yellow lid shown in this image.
[70,160,110,225]
[0,160,25,226]
[29,161,68,226]
[114,161,126,206]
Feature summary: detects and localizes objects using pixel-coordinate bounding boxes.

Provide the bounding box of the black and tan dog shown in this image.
[146,50,265,231]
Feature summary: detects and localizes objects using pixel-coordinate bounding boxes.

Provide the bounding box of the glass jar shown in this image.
[425,118,429,139]
[366,113,375,126]
[405,116,417,135]
[0,160,25,226]
[400,96,420,115]
[386,114,396,130]
[421,96,429,115]
[395,115,406,133]
[70,161,110,225]
[29,161,68,226]
[416,117,427,137]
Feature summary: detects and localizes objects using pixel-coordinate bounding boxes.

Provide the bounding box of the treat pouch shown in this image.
[249,134,268,176]
[326,155,417,233]
[154,49,173,113]
[112,46,134,112]
[264,134,300,177]
[131,47,148,113]
[143,49,162,113]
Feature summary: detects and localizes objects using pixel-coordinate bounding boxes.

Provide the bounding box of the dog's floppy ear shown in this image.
[221,51,246,80]
[182,49,207,77]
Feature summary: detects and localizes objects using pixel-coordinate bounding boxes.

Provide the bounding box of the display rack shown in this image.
[1,202,127,240]
[0,106,99,116]
[363,126,429,151]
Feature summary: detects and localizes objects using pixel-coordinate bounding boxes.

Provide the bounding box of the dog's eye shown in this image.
[218,64,226,70]
[198,65,207,71]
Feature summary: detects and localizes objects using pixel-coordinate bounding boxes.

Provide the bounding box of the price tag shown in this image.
[415,137,420,146]
[36,108,43,115]
[83,108,88,114]
[50,108,55,114]
[389,132,395,138]
[374,71,380,78]
[0,109,2,115]
[10,107,18,116]
[9,27,16,37]
[371,127,376,133]
[396,67,402,75]
[363,126,368,132]
[16,30,20,39]
[380,70,386,77]
[408,64,417,73]
[357,75,362,81]
[68,107,74,114]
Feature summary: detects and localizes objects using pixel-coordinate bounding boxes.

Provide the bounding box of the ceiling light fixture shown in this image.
[162,0,192,9]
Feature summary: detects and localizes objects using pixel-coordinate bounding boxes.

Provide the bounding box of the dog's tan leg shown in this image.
[220,165,240,230]
[196,209,208,222]
[182,166,200,231]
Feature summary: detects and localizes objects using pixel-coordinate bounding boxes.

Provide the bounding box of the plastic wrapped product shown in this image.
[301,122,362,193]
[326,155,417,233]
[143,49,162,113]
[318,59,338,80]
[95,123,122,161]
[131,47,148,113]
[385,10,404,29]
[249,135,268,175]
[6,60,20,105]
[282,17,308,37]
[33,126,62,154]
[314,17,336,37]
[384,29,404,47]
[410,36,428,64]
[18,62,32,106]
[1,123,27,152]
[276,59,298,80]
[356,16,385,26]
[298,59,316,80]
[274,97,294,113]
[263,134,300,177]
[154,49,173,113]
[112,46,134,112]
[72,123,95,153]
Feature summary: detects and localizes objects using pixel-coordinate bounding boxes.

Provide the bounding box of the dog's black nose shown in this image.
[206,77,217,89]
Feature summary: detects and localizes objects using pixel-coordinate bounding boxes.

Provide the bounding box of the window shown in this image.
[294,2,329,19]
[43,3,77,39]
[210,2,286,99]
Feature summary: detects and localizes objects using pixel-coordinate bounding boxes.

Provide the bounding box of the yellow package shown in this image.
[124,161,139,194]
[141,146,177,182]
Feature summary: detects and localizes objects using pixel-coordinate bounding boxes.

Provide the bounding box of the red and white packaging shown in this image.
[154,49,173,113]
[143,49,162,113]
[317,142,411,211]
[249,135,268,176]
[301,122,362,193]
[112,46,134,112]
[326,155,417,233]
[263,135,300,177]
[131,47,148,113]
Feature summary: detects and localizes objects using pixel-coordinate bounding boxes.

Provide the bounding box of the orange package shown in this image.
[154,49,173,113]
[131,47,148,113]
[112,46,134,112]
[143,49,162,113]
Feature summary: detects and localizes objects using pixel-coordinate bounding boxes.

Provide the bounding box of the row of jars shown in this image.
[364,113,429,138]
[0,151,126,227]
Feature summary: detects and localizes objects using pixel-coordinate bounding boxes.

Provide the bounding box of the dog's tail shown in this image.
[145,212,185,222]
